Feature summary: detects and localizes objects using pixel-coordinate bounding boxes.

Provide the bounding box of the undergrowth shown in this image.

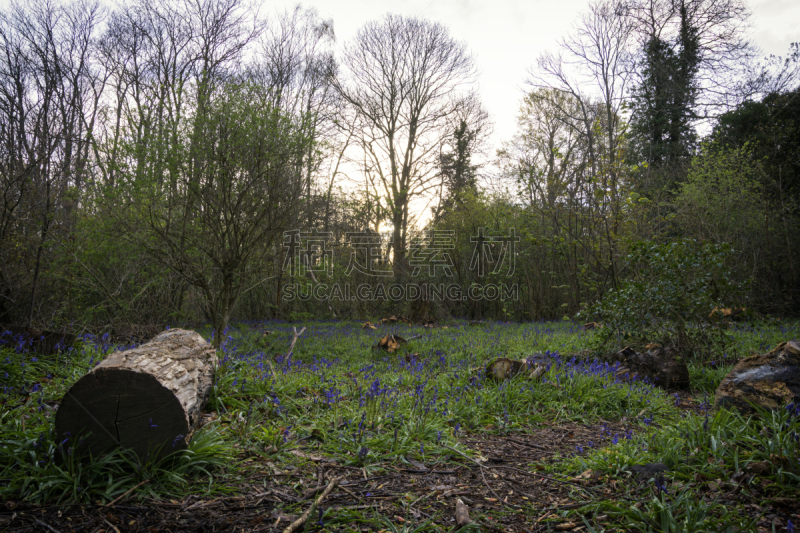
[1,319,798,531]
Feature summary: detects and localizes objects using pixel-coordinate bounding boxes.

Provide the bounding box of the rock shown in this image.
[614,346,690,390]
[714,340,800,414]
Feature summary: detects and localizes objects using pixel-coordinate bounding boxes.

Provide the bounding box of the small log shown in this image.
[55,329,216,461]
[0,324,75,356]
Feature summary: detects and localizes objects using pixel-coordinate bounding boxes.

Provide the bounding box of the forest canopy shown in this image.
[0,0,797,343]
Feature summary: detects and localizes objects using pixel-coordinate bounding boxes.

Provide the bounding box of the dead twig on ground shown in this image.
[104,479,150,507]
[282,475,343,533]
[283,326,306,367]
[103,518,121,533]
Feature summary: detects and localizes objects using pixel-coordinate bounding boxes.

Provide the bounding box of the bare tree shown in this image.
[0,0,105,326]
[331,14,478,279]
[250,5,336,229]
[528,0,635,290]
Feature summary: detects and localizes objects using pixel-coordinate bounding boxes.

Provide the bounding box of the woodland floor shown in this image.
[2,320,800,532]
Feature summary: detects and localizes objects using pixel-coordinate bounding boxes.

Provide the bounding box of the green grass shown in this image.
[1,319,798,531]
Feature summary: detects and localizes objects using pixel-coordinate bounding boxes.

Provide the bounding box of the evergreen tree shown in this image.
[437,120,478,216]
[630,0,701,189]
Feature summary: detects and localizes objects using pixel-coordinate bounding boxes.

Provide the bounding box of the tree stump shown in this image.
[714,340,800,414]
[55,329,216,461]
[613,345,690,390]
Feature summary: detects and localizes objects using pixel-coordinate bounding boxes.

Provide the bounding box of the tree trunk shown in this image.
[55,329,216,462]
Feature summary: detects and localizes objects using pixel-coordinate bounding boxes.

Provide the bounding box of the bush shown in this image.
[584,239,745,357]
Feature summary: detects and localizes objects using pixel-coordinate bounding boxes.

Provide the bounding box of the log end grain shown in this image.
[55,329,216,462]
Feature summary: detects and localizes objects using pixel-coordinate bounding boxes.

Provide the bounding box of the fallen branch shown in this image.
[283,326,307,367]
[282,475,343,533]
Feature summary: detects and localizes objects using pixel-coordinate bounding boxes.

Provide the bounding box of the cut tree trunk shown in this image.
[55,329,216,462]
[613,345,690,391]
[714,340,799,414]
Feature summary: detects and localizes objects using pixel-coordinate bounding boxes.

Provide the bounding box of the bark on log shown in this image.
[55,329,216,461]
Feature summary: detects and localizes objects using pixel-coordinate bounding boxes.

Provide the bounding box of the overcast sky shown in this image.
[0,0,795,162]
[0,0,794,148]
[300,0,798,153]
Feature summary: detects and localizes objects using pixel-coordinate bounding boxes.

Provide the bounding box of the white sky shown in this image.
[300,0,798,154]
[0,0,794,149]
[0,0,795,188]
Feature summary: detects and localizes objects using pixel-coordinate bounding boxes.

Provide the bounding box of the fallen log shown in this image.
[55,328,216,461]
[0,324,75,356]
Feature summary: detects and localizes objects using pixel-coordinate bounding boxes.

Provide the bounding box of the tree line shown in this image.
[0,0,797,344]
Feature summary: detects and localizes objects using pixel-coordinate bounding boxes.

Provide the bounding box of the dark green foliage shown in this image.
[629,1,701,191]
[437,120,479,214]
[585,240,745,354]
[713,85,800,204]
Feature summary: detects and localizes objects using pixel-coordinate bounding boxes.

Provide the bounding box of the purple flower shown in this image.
[654,473,668,495]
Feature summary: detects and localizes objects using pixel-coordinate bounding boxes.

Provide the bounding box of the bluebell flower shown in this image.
[654,473,668,495]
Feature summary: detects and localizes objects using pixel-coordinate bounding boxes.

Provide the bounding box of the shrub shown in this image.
[584,239,745,357]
